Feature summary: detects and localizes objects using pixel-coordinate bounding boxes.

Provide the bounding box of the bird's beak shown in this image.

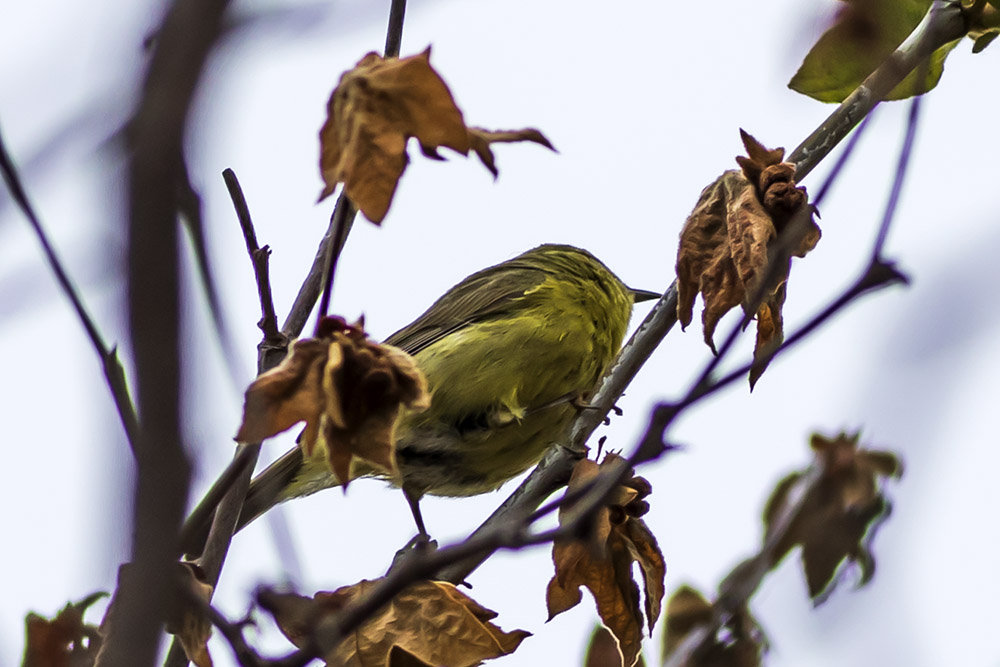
[629,287,661,303]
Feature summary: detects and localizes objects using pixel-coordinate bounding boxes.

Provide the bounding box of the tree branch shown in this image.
[95,0,232,663]
[0,127,141,454]
[313,193,355,330]
[166,2,411,665]
[663,95,923,667]
[223,168,286,369]
[281,6,949,653]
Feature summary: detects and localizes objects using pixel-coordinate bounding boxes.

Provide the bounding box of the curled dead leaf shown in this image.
[661,585,764,667]
[260,580,529,667]
[676,130,820,388]
[466,127,555,178]
[318,48,555,222]
[22,592,106,667]
[165,563,215,667]
[763,431,902,603]
[236,316,430,487]
[546,454,664,667]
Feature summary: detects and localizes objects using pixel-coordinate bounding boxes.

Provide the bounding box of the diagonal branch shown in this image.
[0,127,140,453]
[279,4,958,654]
[663,95,924,667]
[439,0,966,586]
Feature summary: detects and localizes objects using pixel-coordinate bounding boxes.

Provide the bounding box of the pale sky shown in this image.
[2,1,999,665]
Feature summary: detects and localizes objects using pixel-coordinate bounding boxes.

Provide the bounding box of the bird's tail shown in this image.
[182,446,307,559]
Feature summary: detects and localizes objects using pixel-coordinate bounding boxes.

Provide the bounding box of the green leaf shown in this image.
[789,0,957,102]
[972,30,999,52]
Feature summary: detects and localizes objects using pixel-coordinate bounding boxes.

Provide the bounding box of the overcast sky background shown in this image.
[2,0,999,665]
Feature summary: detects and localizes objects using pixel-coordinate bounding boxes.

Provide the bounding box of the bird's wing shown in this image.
[384,260,550,354]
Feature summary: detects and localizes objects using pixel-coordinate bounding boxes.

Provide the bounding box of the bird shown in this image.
[186,244,658,555]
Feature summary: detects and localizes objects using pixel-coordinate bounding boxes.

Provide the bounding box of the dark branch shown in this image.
[314,193,355,330]
[223,168,286,368]
[279,191,355,340]
[874,96,922,258]
[0,126,141,454]
[811,110,874,207]
[178,158,245,391]
[97,0,233,663]
[384,0,406,57]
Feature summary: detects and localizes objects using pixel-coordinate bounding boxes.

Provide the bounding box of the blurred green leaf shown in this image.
[789,0,958,102]
[972,31,999,51]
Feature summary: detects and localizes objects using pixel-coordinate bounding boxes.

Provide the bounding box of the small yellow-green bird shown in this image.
[195,244,657,548]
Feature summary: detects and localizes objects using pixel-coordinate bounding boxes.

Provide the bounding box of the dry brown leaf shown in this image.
[763,431,902,602]
[235,316,430,487]
[676,130,820,388]
[546,455,664,667]
[661,585,763,667]
[318,48,554,222]
[261,580,529,667]
[467,127,555,177]
[165,563,214,667]
[22,592,106,667]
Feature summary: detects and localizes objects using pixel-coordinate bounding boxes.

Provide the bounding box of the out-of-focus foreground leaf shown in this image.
[661,585,764,667]
[788,0,960,102]
[968,1,1000,53]
[763,431,902,603]
[22,592,106,667]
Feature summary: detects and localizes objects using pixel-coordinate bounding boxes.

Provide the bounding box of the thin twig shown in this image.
[178,158,246,392]
[223,168,286,368]
[874,96,922,258]
[662,466,825,667]
[384,0,406,57]
[812,111,874,207]
[164,172,281,665]
[314,193,355,330]
[173,580,268,667]
[0,127,141,454]
[279,192,353,339]
[310,0,409,332]
[177,443,259,557]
